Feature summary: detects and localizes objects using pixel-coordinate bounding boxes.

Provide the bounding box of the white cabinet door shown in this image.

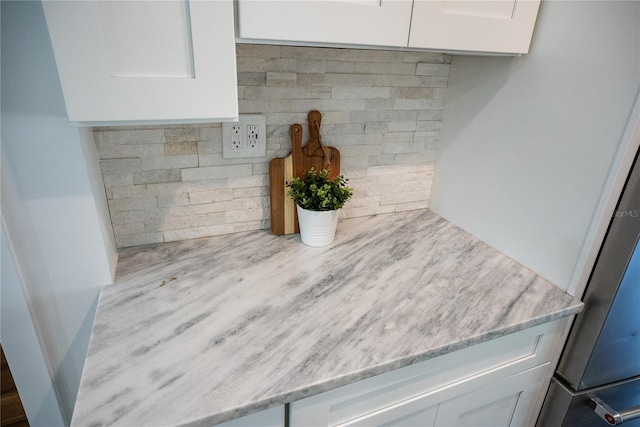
[435,363,552,427]
[409,0,541,54]
[237,0,413,48]
[42,1,238,125]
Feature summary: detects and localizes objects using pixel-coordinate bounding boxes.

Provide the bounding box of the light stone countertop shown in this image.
[71,209,582,426]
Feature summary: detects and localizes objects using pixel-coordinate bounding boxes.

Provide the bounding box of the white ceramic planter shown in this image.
[296,206,340,247]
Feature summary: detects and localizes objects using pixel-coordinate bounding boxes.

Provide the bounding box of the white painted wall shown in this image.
[430,0,640,293]
[0,0,117,423]
[1,222,67,427]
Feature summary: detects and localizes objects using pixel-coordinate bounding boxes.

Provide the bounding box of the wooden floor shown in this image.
[1,346,29,427]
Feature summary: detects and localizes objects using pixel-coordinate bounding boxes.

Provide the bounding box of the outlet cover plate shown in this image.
[222,114,267,158]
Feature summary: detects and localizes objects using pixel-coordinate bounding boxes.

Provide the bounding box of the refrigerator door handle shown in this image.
[590,396,640,425]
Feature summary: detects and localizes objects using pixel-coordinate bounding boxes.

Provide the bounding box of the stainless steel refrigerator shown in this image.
[537,152,640,426]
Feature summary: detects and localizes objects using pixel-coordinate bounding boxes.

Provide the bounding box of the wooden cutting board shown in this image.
[302,110,341,180]
[269,111,341,235]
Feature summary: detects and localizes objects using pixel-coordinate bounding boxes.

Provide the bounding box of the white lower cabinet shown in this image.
[290,319,567,427]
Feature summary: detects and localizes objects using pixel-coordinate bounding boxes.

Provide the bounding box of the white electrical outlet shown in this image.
[231,125,243,149]
[247,125,259,148]
[222,115,266,158]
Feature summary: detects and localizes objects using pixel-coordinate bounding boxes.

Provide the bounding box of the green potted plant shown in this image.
[287,168,353,247]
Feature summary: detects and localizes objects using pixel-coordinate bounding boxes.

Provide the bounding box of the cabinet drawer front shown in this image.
[290,319,567,427]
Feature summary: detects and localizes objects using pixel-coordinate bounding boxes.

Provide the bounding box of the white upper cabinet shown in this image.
[409,0,541,54]
[237,0,414,48]
[42,1,238,125]
[236,0,540,55]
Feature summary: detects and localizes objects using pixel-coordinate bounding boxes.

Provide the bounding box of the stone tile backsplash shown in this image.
[96,44,451,248]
